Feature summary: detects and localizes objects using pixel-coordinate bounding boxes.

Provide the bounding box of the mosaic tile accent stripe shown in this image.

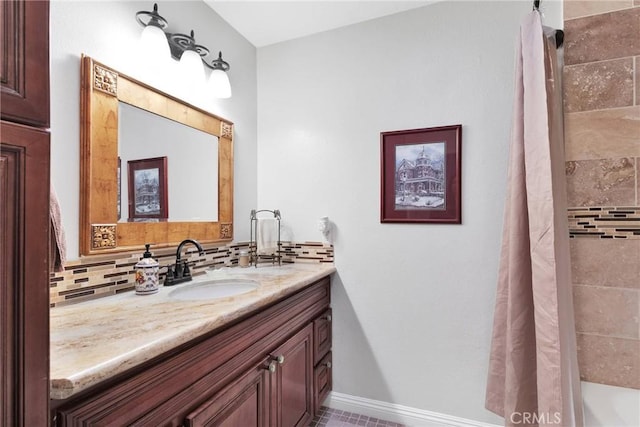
[568,207,640,238]
[50,241,333,307]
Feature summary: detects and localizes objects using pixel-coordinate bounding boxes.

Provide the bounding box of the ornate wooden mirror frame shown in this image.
[80,55,233,256]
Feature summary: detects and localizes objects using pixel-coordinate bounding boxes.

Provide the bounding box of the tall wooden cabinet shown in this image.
[1,0,51,425]
[1,0,50,127]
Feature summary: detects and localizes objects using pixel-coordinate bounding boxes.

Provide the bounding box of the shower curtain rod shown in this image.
[533,0,564,48]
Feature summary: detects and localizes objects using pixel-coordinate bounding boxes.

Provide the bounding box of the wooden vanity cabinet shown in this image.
[52,276,332,427]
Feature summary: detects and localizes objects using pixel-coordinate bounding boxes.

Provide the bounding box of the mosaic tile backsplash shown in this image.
[50,242,333,307]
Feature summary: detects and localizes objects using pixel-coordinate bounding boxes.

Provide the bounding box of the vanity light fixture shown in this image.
[135,3,232,99]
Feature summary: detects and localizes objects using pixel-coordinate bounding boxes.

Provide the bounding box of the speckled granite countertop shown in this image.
[50,263,336,400]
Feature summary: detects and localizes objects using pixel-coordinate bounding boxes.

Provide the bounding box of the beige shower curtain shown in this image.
[485,11,584,427]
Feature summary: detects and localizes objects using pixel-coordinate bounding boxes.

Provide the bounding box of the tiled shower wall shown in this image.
[50,242,333,307]
[563,2,639,389]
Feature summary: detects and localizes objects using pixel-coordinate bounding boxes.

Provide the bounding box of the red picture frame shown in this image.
[127,156,168,220]
[380,125,462,224]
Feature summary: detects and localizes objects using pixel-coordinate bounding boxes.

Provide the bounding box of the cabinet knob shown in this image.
[323,314,332,322]
[270,354,285,364]
[325,361,332,368]
[264,361,277,373]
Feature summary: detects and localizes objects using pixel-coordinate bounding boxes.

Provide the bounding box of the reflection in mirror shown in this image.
[118,102,219,222]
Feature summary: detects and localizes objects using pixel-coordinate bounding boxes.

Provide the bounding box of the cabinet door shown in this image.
[271,324,313,427]
[0,121,50,426]
[0,0,50,127]
[185,363,271,427]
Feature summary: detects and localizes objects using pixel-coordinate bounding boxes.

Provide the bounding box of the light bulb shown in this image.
[179,49,205,86]
[208,69,232,99]
[140,24,170,61]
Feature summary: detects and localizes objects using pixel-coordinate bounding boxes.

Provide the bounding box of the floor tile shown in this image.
[310,407,404,427]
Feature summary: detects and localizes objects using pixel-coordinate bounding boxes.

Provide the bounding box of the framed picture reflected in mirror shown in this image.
[127,156,168,220]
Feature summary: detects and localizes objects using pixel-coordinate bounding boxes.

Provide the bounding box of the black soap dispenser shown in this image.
[134,244,160,295]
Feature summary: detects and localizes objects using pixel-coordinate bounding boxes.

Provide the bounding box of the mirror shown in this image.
[118,102,219,222]
[80,56,233,255]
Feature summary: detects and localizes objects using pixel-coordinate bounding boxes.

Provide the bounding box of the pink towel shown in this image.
[50,184,67,272]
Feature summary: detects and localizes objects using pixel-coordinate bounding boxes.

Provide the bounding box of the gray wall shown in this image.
[257,1,560,423]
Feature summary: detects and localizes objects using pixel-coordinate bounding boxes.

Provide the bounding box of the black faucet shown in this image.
[164,239,205,286]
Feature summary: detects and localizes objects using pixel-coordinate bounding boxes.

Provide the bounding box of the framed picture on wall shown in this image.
[380,124,462,224]
[127,156,168,220]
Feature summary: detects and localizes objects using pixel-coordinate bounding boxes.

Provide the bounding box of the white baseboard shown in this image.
[324,391,502,427]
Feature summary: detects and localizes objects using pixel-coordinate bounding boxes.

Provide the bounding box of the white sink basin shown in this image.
[168,279,259,301]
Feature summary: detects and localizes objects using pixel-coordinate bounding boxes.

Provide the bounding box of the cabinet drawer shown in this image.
[313,352,332,414]
[313,309,332,364]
